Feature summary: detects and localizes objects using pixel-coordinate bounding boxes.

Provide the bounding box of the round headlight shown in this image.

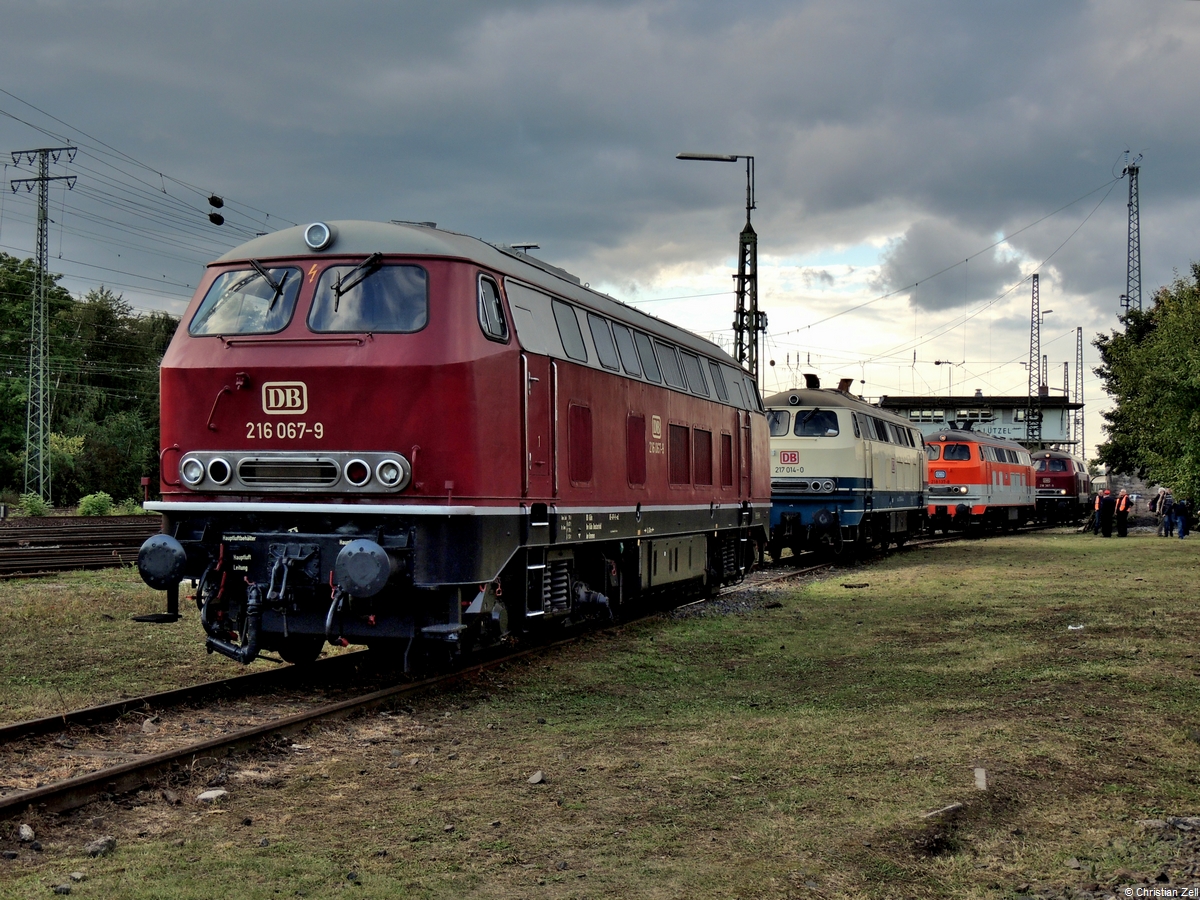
[822,480,835,493]
[375,458,409,489]
[181,457,205,486]
[345,459,371,487]
[207,457,231,485]
[303,221,335,250]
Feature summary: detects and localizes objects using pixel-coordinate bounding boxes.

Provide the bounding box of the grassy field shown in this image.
[1,533,1199,899]
[0,567,280,725]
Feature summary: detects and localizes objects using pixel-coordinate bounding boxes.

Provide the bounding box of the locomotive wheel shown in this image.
[278,635,325,665]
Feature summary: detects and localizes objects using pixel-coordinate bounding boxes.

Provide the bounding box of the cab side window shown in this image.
[478,275,508,341]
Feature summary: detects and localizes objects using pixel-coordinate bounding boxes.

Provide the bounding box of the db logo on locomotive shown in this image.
[779,451,800,465]
[261,381,308,415]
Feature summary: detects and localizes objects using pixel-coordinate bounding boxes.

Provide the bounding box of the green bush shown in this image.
[116,498,145,516]
[17,493,50,517]
[77,492,114,517]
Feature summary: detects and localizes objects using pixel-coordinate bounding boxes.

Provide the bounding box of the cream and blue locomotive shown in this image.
[765,377,926,558]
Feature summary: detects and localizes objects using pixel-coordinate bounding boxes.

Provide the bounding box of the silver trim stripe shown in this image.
[145,500,770,517]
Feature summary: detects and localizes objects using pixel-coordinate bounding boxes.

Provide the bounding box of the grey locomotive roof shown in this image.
[216,220,741,368]
[1032,448,1084,460]
[925,428,1029,448]
[763,387,915,428]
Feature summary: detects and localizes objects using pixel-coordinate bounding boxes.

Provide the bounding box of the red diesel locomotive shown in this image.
[924,427,1036,531]
[1032,448,1091,523]
[137,221,770,666]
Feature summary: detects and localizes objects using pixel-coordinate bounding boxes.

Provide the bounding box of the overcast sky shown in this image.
[3,0,1198,459]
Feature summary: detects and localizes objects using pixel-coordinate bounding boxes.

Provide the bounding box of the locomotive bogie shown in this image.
[140,221,769,666]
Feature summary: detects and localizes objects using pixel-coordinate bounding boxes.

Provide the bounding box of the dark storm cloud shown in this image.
[1,0,1198,317]
[875,219,1023,312]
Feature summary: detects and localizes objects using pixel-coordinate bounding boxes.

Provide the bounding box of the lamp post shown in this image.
[676,152,765,384]
[934,359,962,396]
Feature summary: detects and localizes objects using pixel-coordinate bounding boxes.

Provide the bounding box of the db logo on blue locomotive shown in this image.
[262,381,308,415]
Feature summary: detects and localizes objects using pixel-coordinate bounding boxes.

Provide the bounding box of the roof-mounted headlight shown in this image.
[303,221,335,251]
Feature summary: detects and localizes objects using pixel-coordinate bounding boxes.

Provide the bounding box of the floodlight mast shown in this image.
[676,152,764,384]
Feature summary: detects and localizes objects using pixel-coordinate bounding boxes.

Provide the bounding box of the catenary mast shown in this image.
[9,146,77,501]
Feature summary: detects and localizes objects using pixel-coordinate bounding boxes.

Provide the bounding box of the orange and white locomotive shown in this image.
[924,427,1035,531]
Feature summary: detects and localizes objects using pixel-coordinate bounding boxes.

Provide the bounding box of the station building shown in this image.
[876,389,1082,451]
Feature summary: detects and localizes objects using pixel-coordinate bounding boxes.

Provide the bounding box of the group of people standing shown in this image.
[1089,486,1191,538]
[1092,489,1133,537]
[1150,488,1190,539]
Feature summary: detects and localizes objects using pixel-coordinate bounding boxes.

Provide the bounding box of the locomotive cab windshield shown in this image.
[189,266,302,335]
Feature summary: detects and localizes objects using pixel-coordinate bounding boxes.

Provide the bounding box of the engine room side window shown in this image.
[552,301,588,362]
[655,341,687,389]
[767,410,790,436]
[612,323,643,377]
[309,264,428,333]
[869,417,891,442]
[633,331,662,383]
[707,361,729,402]
[478,275,508,341]
[680,351,710,396]
[925,444,941,460]
[720,433,734,487]
[942,443,971,461]
[587,313,620,370]
[795,409,839,437]
[189,266,302,336]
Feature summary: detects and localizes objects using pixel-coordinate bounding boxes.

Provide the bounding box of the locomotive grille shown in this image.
[237,458,340,487]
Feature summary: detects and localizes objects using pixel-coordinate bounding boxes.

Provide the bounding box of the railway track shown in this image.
[0,516,160,578]
[0,566,836,823]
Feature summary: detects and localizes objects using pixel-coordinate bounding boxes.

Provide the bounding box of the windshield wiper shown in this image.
[248,260,290,311]
[333,252,383,311]
[802,406,821,425]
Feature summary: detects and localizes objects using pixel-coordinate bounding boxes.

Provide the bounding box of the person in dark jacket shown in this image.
[1163,492,1176,538]
[1177,498,1190,539]
[1099,490,1116,537]
[1115,489,1131,537]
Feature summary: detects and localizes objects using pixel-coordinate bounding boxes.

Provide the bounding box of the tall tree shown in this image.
[0,254,178,505]
[1095,262,1200,498]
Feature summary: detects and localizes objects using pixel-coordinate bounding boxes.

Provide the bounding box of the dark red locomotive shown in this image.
[1032,448,1091,523]
[137,221,769,666]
